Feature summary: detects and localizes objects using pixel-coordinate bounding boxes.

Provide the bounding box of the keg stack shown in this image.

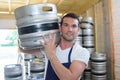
[4,64,23,80]
[14,3,60,50]
[22,53,45,80]
[80,17,95,80]
[91,52,107,80]
[75,29,82,45]
[75,16,83,46]
[80,16,95,54]
[30,53,45,80]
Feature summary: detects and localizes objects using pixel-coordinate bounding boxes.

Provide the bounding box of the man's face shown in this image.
[59,17,80,42]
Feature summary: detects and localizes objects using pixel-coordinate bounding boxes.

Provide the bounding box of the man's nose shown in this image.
[68,26,72,31]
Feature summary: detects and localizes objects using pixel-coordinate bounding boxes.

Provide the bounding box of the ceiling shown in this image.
[0,0,100,18]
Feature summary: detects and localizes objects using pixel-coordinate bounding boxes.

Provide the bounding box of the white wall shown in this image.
[0,19,17,29]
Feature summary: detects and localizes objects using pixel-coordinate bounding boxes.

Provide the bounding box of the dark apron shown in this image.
[45,44,74,80]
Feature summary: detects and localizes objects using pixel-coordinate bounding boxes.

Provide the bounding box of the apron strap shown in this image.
[68,43,75,63]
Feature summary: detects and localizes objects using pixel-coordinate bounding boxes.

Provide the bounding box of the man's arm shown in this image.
[49,55,86,80]
[40,33,86,80]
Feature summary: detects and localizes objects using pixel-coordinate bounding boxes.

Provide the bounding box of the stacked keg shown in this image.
[75,16,83,46]
[80,16,95,80]
[80,16,95,54]
[23,53,45,80]
[4,64,23,80]
[91,52,107,80]
[23,53,35,79]
[75,29,82,45]
[30,53,45,80]
[80,17,107,80]
[14,3,60,50]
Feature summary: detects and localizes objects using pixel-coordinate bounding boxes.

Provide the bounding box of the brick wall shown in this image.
[111,0,120,80]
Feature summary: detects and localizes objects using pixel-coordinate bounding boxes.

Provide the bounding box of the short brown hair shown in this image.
[60,13,80,25]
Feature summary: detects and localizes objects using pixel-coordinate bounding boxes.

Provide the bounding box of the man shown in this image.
[40,13,90,80]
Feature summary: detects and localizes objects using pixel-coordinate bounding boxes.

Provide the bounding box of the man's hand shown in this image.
[40,32,57,59]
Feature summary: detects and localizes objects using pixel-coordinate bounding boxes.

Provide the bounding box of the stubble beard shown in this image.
[62,35,75,42]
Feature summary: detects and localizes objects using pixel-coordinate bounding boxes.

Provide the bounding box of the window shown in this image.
[0,29,18,80]
[0,29,18,46]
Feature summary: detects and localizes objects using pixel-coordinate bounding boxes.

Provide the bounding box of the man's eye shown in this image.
[63,23,68,26]
[73,25,77,28]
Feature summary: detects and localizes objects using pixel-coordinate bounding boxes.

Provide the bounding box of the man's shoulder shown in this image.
[74,42,83,49]
[74,42,90,54]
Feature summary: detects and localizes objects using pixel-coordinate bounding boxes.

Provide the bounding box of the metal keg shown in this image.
[31,72,44,79]
[30,62,45,79]
[30,62,45,72]
[83,60,91,80]
[14,3,60,50]
[80,16,94,29]
[82,35,94,49]
[14,3,58,27]
[82,35,95,54]
[91,52,107,74]
[91,74,107,80]
[91,52,107,61]
[86,47,95,54]
[85,60,91,70]
[80,23,93,29]
[91,62,106,74]
[83,71,91,80]
[80,16,95,55]
[75,30,82,45]
[82,28,94,48]
[24,53,36,61]
[82,34,94,40]
[83,40,94,47]
[82,28,94,36]
[82,26,95,50]
[4,64,23,80]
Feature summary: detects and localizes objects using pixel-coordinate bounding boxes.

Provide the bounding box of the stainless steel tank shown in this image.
[91,52,107,61]
[80,16,95,54]
[91,74,107,80]
[4,64,23,80]
[14,3,60,50]
[91,52,107,74]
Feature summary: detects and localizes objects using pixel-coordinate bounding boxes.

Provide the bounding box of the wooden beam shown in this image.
[56,0,64,6]
[102,0,115,80]
[78,0,101,15]
[93,4,97,52]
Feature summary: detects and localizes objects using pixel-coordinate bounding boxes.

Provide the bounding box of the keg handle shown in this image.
[39,3,57,14]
